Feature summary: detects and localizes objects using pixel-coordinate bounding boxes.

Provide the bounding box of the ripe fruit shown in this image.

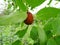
[24,12,34,25]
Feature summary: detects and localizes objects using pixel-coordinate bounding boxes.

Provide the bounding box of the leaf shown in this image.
[48,0,52,5]
[0,11,27,25]
[26,38,34,45]
[44,19,53,31]
[45,30,53,39]
[36,7,60,22]
[43,12,60,38]
[47,38,57,45]
[47,36,60,45]
[37,23,47,45]
[30,26,38,41]
[15,26,28,38]
[44,19,53,38]
[54,36,60,45]
[7,3,12,9]
[12,40,22,45]
[26,0,45,9]
[56,0,60,1]
[52,17,60,35]
[13,0,27,11]
[34,39,40,45]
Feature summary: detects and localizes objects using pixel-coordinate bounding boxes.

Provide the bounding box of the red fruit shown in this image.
[24,12,34,25]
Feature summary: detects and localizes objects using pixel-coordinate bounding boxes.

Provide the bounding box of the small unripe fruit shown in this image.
[24,12,34,25]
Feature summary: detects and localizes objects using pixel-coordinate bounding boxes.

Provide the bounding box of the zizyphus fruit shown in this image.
[24,12,34,25]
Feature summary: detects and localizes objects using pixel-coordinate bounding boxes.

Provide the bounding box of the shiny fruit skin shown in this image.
[24,12,34,25]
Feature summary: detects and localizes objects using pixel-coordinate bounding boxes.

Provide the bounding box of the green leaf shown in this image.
[7,3,12,9]
[54,36,60,45]
[30,26,38,41]
[37,7,60,22]
[44,19,53,38]
[0,11,27,25]
[47,38,57,45]
[44,19,53,31]
[37,23,47,45]
[47,36,60,45]
[12,40,22,45]
[34,39,40,45]
[26,38,34,45]
[45,30,53,39]
[56,0,60,1]
[15,26,28,38]
[26,0,45,9]
[13,0,27,11]
[52,17,60,35]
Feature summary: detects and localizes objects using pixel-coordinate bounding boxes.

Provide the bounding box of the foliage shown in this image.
[0,0,60,45]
